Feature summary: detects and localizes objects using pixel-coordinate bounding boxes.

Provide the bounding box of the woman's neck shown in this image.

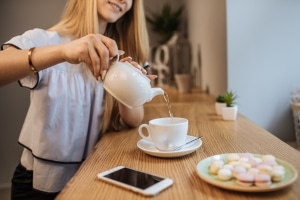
[98,21,107,34]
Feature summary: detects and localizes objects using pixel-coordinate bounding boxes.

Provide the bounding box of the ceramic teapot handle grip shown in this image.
[101,53,121,81]
[109,53,120,65]
[138,124,151,141]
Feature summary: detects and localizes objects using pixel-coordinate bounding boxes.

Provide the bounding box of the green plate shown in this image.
[196,153,298,192]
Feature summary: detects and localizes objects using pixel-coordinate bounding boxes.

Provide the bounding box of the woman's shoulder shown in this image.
[22,28,70,45]
[4,28,70,48]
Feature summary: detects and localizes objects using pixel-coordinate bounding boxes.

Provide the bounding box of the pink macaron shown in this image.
[236,172,254,187]
[232,165,247,178]
[254,173,272,187]
[262,159,278,167]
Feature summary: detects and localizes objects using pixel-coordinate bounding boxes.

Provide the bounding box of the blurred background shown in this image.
[1,0,300,197]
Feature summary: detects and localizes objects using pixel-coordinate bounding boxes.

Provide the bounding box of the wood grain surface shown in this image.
[56,88,300,200]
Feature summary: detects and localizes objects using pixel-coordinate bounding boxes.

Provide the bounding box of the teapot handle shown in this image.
[109,54,120,65]
[100,50,125,81]
[109,50,124,65]
[100,54,120,81]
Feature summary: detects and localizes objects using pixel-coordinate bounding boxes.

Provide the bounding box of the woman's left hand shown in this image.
[120,57,157,81]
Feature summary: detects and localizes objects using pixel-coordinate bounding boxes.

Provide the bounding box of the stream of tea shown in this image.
[163,91,174,121]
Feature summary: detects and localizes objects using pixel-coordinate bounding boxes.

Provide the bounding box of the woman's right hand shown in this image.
[62,34,119,78]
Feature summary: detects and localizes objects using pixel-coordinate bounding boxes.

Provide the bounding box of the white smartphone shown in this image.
[97,166,173,196]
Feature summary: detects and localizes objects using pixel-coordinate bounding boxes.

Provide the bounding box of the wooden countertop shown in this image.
[56,88,300,200]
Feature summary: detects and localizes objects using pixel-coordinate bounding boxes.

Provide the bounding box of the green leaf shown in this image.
[223,90,238,107]
[146,4,184,44]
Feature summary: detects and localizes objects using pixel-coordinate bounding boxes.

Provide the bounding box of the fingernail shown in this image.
[149,75,158,79]
[142,69,147,74]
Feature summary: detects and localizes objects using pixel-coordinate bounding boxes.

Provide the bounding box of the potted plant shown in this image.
[147,4,191,92]
[215,95,226,115]
[146,4,184,44]
[222,90,238,120]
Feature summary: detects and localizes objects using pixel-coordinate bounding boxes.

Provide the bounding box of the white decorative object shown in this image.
[166,32,179,45]
[215,102,226,115]
[222,106,238,120]
[221,90,238,120]
[151,45,170,87]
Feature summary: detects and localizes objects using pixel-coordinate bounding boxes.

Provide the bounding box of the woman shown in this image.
[0,0,152,199]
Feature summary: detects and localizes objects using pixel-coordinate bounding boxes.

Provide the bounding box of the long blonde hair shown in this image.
[50,0,150,133]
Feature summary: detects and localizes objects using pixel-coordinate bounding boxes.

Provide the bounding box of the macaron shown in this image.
[262,154,276,162]
[240,152,254,159]
[262,159,278,167]
[217,168,233,181]
[232,165,247,178]
[227,153,240,162]
[223,164,234,171]
[253,157,263,165]
[257,164,273,175]
[254,174,272,187]
[209,159,224,174]
[236,172,254,187]
[229,161,251,169]
[239,157,249,163]
[247,167,259,176]
[247,158,259,167]
[271,169,285,182]
[237,162,251,170]
[273,165,285,172]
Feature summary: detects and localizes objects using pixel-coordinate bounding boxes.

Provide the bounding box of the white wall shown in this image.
[0,0,66,188]
[187,0,227,94]
[187,0,300,142]
[227,0,300,141]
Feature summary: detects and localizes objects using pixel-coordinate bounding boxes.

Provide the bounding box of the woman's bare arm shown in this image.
[119,103,144,128]
[0,34,119,87]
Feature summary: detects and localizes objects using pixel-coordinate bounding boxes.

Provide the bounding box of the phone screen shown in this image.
[103,167,164,189]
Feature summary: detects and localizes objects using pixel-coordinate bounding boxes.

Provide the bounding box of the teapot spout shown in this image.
[151,88,164,98]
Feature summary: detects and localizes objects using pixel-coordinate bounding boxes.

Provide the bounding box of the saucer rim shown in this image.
[137,135,202,158]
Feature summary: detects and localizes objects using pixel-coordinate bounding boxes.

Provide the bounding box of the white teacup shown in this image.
[138,117,188,151]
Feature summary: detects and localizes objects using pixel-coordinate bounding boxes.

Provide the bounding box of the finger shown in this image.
[147,75,158,81]
[96,35,118,76]
[99,35,118,58]
[120,56,132,62]
[78,49,94,73]
[130,61,147,74]
[142,68,147,74]
[130,61,141,69]
[87,43,101,77]
[118,50,125,56]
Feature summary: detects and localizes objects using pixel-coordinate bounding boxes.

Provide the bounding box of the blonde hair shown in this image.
[50,0,150,134]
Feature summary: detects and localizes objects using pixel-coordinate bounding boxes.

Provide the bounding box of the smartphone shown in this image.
[97,166,173,196]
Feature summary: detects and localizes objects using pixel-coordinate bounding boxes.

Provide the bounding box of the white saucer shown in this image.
[137,135,202,158]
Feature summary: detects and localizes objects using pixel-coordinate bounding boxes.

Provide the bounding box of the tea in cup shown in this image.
[138,117,188,151]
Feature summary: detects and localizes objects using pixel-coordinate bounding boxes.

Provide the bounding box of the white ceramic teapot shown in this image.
[101,55,164,108]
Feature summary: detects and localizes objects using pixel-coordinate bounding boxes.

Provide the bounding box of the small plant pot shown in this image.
[215,102,226,115]
[222,105,238,120]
